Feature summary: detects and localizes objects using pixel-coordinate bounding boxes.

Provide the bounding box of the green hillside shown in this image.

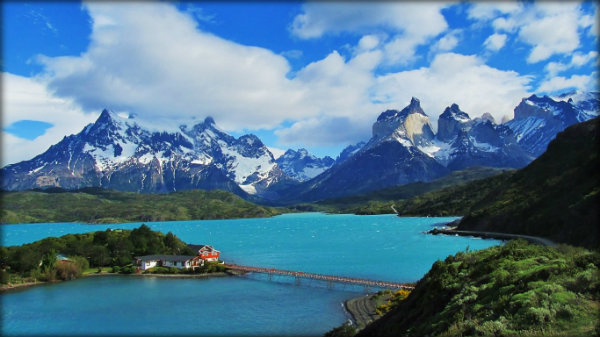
[1,188,281,224]
[457,118,599,249]
[357,240,599,337]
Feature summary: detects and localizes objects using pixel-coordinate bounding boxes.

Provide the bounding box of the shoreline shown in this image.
[1,270,237,293]
[428,228,557,246]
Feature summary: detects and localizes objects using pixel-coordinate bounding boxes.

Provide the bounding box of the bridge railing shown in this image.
[224,264,414,290]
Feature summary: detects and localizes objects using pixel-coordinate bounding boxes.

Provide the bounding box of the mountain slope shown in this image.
[457,117,599,248]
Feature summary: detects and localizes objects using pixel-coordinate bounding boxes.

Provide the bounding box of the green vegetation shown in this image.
[1,188,281,224]
[143,261,226,275]
[0,224,194,286]
[357,240,599,337]
[311,166,509,215]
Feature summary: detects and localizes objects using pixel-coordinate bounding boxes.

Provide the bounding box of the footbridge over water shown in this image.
[225,264,414,290]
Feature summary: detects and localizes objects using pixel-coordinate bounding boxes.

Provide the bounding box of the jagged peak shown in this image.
[409,97,421,107]
[376,97,426,122]
[441,104,470,122]
[480,112,496,124]
[204,116,216,125]
[96,109,117,123]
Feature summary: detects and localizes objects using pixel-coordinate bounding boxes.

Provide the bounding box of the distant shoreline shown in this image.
[0,270,238,293]
[428,228,557,246]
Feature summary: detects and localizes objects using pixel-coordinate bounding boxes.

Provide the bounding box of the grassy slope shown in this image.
[1,188,281,224]
[358,240,600,337]
[312,166,509,214]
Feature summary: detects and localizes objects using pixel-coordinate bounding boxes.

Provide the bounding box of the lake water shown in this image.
[1,213,501,336]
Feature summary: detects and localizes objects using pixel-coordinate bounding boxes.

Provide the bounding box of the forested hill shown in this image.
[457,117,599,249]
[1,188,281,224]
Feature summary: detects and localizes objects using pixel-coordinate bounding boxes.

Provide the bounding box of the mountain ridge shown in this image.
[2,92,597,202]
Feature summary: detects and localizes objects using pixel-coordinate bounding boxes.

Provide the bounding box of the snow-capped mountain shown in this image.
[422,104,532,170]
[505,93,599,157]
[277,98,450,202]
[277,98,537,202]
[275,148,334,182]
[3,91,597,202]
[1,110,282,195]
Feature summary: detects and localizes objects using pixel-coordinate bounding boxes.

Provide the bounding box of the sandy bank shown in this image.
[344,294,383,328]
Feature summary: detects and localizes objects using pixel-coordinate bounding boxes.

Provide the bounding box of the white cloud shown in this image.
[544,51,598,76]
[467,2,521,21]
[571,50,598,66]
[290,2,448,65]
[519,11,580,63]
[2,73,97,165]
[372,53,532,124]
[37,2,309,132]
[432,30,461,52]
[357,35,380,52]
[290,3,447,39]
[537,73,597,94]
[470,2,594,63]
[483,33,507,51]
[7,2,554,164]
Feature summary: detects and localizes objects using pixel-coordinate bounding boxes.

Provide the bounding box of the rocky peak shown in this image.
[480,112,496,124]
[437,104,471,142]
[372,97,433,144]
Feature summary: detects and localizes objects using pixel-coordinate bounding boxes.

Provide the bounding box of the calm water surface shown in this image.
[1,213,501,336]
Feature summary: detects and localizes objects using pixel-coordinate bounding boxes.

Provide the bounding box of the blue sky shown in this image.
[2,1,598,165]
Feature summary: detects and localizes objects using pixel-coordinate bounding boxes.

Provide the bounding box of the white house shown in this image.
[135,255,197,271]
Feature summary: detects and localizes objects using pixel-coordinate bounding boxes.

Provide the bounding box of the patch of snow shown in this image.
[28,165,46,175]
[300,166,329,180]
[393,134,413,148]
[220,146,276,185]
[267,147,286,160]
[191,155,213,165]
[418,139,452,164]
[507,117,546,142]
[138,153,154,165]
[239,184,257,194]
[470,137,499,152]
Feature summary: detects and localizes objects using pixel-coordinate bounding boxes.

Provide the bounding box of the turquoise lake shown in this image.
[1,213,501,336]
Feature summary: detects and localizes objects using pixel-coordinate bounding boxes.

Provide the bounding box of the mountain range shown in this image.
[2,91,597,202]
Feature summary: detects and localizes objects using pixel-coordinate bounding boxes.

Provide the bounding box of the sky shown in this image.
[2,1,598,165]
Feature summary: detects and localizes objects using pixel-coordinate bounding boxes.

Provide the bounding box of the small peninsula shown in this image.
[0,224,227,291]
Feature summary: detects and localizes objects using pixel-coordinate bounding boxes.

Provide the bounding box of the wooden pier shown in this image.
[225,264,414,290]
